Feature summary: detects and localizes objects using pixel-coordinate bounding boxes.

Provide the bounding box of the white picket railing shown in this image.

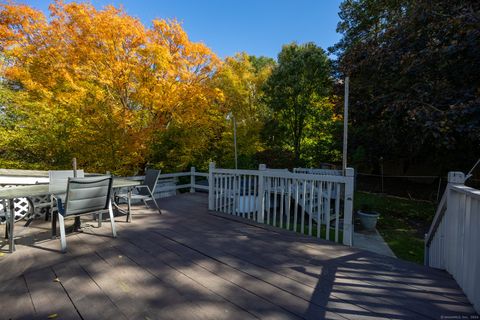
[293,167,343,176]
[208,163,355,245]
[123,167,209,198]
[1,165,355,246]
[425,171,480,314]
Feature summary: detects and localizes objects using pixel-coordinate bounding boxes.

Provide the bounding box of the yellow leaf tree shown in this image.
[211,53,275,168]
[0,1,221,174]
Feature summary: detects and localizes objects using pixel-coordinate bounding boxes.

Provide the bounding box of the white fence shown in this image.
[425,172,480,313]
[208,163,355,245]
[0,165,355,246]
[0,168,209,220]
[293,167,343,176]
[123,167,209,200]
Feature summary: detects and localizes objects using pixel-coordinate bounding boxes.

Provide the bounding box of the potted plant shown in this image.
[357,204,380,231]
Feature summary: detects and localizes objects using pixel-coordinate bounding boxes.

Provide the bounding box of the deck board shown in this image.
[114,237,261,320]
[147,224,426,319]
[24,267,81,320]
[118,231,302,320]
[0,193,477,319]
[51,258,129,320]
[0,275,36,320]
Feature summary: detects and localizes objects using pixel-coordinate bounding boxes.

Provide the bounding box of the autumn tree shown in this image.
[0,1,220,174]
[211,53,274,168]
[263,43,337,166]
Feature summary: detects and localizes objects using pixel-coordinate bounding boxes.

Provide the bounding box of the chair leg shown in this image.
[149,192,162,214]
[108,201,117,238]
[98,212,103,228]
[58,214,67,253]
[51,212,57,239]
[45,207,50,221]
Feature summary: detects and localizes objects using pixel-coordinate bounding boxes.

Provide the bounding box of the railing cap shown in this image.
[345,167,355,177]
[448,171,465,184]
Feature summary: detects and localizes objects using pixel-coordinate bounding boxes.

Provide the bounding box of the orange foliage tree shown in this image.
[0,1,221,174]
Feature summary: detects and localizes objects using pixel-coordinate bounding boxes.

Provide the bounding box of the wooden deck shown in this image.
[0,193,476,319]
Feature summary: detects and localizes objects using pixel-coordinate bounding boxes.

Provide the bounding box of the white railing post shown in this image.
[257,164,266,223]
[208,162,215,210]
[445,171,465,272]
[343,167,355,246]
[448,171,465,184]
[190,166,195,193]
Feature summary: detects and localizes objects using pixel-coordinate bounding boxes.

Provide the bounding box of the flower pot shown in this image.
[357,210,380,231]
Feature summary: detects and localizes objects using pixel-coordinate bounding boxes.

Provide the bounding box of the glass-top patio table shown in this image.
[0,178,140,253]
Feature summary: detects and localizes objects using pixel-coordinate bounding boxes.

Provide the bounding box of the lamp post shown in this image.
[227,112,238,169]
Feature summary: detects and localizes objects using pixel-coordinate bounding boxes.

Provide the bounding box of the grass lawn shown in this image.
[354,191,436,264]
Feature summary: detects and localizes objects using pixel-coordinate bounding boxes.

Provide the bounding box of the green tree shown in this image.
[212,53,275,168]
[264,43,334,165]
[333,0,480,173]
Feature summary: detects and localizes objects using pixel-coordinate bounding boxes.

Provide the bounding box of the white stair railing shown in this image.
[425,171,480,314]
[208,162,355,246]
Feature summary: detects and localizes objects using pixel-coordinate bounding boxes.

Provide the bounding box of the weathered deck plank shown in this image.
[136,212,448,319]
[117,232,303,320]
[112,239,261,320]
[51,259,129,320]
[24,267,81,320]
[0,192,477,319]
[146,224,427,319]
[0,275,36,320]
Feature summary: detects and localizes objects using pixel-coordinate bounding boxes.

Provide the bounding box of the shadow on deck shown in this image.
[0,193,476,319]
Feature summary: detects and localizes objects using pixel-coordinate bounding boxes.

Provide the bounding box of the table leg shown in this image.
[8,199,15,253]
[127,189,132,222]
[73,216,81,231]
[3,200,7,239]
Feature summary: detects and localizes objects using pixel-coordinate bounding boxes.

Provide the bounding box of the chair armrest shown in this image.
[135,185,152,192]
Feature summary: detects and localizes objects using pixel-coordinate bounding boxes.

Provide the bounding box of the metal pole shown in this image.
[72,157,80,229]
[72,157,77,177]
[342,77,349,173]
[233,116,238,170]
[465,158,480,181]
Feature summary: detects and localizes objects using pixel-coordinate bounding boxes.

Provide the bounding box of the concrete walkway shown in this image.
[353,229,397,257]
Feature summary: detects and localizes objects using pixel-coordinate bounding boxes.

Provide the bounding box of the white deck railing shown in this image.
[425,171,480,313]
[293,167,343,176]
[125,168,209,198]
[1,165,355,246]
[208,163,355,245]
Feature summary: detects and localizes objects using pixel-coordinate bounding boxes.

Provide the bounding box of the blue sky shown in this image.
[24,0,343,59]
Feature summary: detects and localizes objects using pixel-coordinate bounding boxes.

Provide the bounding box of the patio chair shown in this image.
[49,170,85,193]
[55,175,115,253]
[116,169,162,222]
[46,170,85,235]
